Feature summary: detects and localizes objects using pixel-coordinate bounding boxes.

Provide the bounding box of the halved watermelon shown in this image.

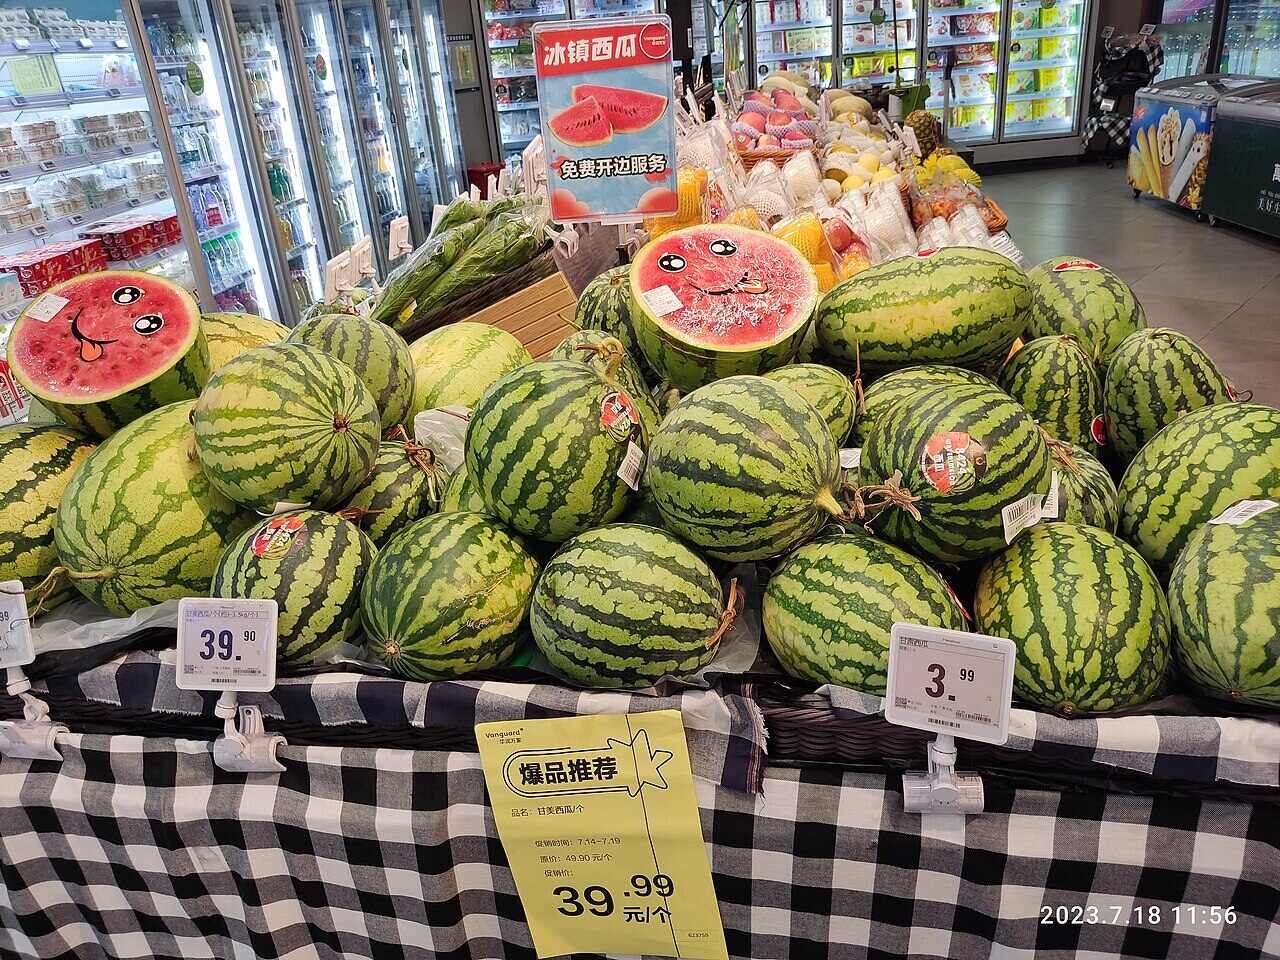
[571,84,667,134]
[548,96,612,147]
[5,271,207,438]
[628,224,819,390]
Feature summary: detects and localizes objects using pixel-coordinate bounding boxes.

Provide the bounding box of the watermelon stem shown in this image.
[575,337,626,382]
[814,487,845,519]
[848,471,922,526]
[18,564,115,618]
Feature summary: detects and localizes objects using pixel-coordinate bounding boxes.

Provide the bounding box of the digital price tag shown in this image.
[1140,23,1156,36]
[387,216,411,261]
[351,236,374,279]
[477,711,727,960]
[176,597,278,692]
[323,250,353,302]
[886,622,1015,745]
[0,581,35,670]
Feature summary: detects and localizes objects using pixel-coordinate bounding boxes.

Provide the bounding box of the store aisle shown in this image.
[983,162,1280,407]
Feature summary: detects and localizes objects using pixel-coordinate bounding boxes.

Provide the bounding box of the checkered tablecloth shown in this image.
[0,736,1275,960]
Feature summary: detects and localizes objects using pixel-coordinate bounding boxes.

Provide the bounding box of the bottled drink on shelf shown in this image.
[203,185,223,228]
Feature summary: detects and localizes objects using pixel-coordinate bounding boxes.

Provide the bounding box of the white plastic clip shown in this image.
[550,222,579,258]
[619,224,645,258]
[211,691,285,774]
[0,670,65,761]
[901,734,984,815]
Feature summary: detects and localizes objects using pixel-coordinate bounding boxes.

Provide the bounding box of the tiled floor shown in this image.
[982,161,1280,407]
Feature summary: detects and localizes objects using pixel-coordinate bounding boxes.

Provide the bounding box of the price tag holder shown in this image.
[476,711,728,960]
[351,236,374,279]
[1140,23,1156,36]
[176,597,277,692]
[0,581,35,670]
[387,215,410,261]
[323,251,353,303]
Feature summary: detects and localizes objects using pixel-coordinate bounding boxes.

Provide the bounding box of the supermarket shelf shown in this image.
[930,2,999,13]
[348,44,371,55]
[496,100,539,111]
[485,7,565,19]
[114,243,184,271]
[0,85,146,113]
[576,1,652,15]
[845,8,916,25]
[285,240,315,260]
[927,95,995,107]
[3,38,132,55]
[1006,89,1075,101]
[331,178,354,191]
[0,141,159,184]
[380,210,401,224]
[754,18,832,32]
[0,189,171,254]
[757,50,831,63]
[846,71,907,84]
[1004,118,1075,136]
[198,220,240,244]
[211,268,253,296]
[1011,57,1077,70]
[302,46,322,57]
[277,195,307,209]
[504,134,535,148]
[1013,0,1080,5]
[489,39,528,48]
[941,121,995,137]
[926,62,997,75]
[254,101,281,115]
[182,161,226,184]
[844,41,915,54]
[170,109,219,127]
[492,68,535,78]
[264,147,290,162]
[928,33,998,47]
[242,54,273,66]
[1012,26,1081,40]
[153,55,203,68]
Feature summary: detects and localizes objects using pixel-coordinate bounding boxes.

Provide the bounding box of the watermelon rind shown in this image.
[1049,441,1118,532]
[1024,257,1146,363]
[0,424,97,613]
[1167,505,1280,707]
[202,312,288,373]
[530,523,725,688]
[764,363,857,446]
[646,376,841,561]
[816,248,1030,378]
[576,265,651,376]
[287,312,416,433]
[997,335,1102,448]
[192,343,381,513]
[763,531,965,694]
[341,440,450,546]
[550,328,660,436]
[975,522,1170,714]
[408,322,531,417]
[211,509,375,665]
[438,462,489,514]
[362,512,538,680]
[1117,402,1280,574]
[54,401,257,615]
[850,364,996,447]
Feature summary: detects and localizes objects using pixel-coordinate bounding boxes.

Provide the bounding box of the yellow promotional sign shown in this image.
[476,710,728,960]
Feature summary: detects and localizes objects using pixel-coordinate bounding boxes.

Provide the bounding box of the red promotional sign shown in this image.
[535,21,671,77]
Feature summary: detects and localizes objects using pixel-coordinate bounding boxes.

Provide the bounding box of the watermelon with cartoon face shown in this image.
[6,271,207,438]
[627,224,819,390]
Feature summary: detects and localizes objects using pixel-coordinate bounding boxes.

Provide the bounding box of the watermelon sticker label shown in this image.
[601,389,639,442]
[1208,499,1279,526]
[921,432,987,494]
[251,514,307,560]
[24,292,69,323]
[0,580,35,669]
[641,284,683,317]
[535,16,677,223]
[1052,258,1101,272]
[1090,415,1107,445]
[617,439,645,491]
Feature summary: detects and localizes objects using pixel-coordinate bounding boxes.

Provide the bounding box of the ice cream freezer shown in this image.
[1202,80,1280,237]
[1127,72,1278,212]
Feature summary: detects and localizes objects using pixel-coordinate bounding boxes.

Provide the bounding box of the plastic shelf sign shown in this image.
[533,16,677,225]
[176,597,278,693]
[476,710,727,960]
[0,581,35,670]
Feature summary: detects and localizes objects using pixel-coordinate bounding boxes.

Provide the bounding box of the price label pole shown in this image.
[885,622,1017,815]
[0,580,65,761]
[176,597,285,774]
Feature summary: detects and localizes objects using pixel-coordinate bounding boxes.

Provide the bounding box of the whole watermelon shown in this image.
[550,328,660,436]
[340,440,450,546]
[1168,504,1280,707]
[439,463,488,514]
[576,265,648,371]
[1050,441,1118,532]
[201,312,288,372]
[466,351,646,542]
[851,364,996,447]
[975,523,1170,714]
[362,512,538,680]
[287,312,416,433]
[212,509,375,665]
[817,248,1030,377]
[1117,403,1280,574]
[998,335,1102,448]
[646,376,841,561]
[54,401,256,615]
[763,532,965,694]
[860,381,1053,564]
[1103,328,1231,463]
[764,363,857,446]
[408,322,531,417]
[531,524,726,688]
[192,343,381,513]
[0,425,97,613]
[1024,257,1145,363]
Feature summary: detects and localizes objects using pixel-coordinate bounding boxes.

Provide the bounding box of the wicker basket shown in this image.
[982,197,1009,234]
[736,146,816,171]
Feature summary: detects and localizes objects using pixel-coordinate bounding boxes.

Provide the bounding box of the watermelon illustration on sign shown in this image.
[570,85,667,134]
[548,96,613,146]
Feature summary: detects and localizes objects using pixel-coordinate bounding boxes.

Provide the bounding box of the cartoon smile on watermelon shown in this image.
[655,236,772,299]
[68,283,166,363]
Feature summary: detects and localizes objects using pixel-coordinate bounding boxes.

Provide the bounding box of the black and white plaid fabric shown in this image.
[0,736,1275,959]
[1082,41,1166,150]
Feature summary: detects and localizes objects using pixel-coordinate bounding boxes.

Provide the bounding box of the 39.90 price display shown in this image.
[554,873,675,917]
[176,597,278,692]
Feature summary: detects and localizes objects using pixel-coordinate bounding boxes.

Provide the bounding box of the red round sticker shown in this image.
[1091,415,1107,445]
[252,514,306,560]
[916,247,940,258]
[600,389,639,442]
[1053,258,1101,272]
[920,432,987,494]
[639,22,671,60]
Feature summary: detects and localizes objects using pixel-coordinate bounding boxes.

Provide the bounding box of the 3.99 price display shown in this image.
[554,873,675,918]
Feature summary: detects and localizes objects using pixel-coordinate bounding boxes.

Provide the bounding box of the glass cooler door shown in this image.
[1002,0,1089,139]
[840,0,917,87]
[753,0,834,88]
[923,0,1001,144]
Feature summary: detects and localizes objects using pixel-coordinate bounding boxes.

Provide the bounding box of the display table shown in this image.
[0,657,1276,959]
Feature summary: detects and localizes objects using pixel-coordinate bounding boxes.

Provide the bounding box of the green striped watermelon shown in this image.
[530,523,726,688]
[0,425,96,613]
[860,382,1053,563]
[646,376,841,561]
[816,248,1029,377]
[551,328,660,436]
[439,462,489,514]
[1024,257,1145,363]
[998,335,1102,448]
[340,440,449,546]
[576,265,646,368]
[764,364,857,445]
[408,322,531,417]
[628,224,819,390]
[763,531,965,693]
[1117,403,1280,573]
[211,509,375,665]
[192,344,381,513]
[201,312,288,373]
[975,523,1170,714]
[850,364,995,447]
[1049,441,1118,532]
[1168,503,1280,707]
[465,354,646,542]
[620,487,667,529]
[6,271,208,438]
[1103,328,1230,463]
[287,312,416,433]
[54,401,256,615]
[362,511,538,679]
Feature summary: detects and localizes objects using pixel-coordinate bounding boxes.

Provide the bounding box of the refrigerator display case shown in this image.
[574,0,657,17]
[1156,0,1217,80]
[482,0,568,158]
[1155,0,1280,82]
[843,1,916,89]
[1219,0,1280,76]
[1201,79,1280,234]
[1002,0,1087,139]
[753,0,834,88]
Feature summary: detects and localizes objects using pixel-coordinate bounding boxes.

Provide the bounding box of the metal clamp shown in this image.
[211,691,285,774]
[0,670,66,761]
[901,734,985,814]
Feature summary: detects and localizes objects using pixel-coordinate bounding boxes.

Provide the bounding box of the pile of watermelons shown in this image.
[2,224,1277,716]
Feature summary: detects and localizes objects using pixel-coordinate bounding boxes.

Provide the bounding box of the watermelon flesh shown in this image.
[572,84,667,134]
[6,270,206,438]
[548,96,613,147]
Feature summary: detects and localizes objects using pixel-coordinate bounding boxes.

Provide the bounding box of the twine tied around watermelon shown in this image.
[847,470,923,529]
[707,578,743,648]
[7,565,117,618]
[1041,430,1081,476]
[403,440,445,503]
[850,341,866,415]
[336,505,386,524]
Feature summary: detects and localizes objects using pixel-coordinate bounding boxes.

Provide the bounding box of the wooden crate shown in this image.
[462,270,577,359]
